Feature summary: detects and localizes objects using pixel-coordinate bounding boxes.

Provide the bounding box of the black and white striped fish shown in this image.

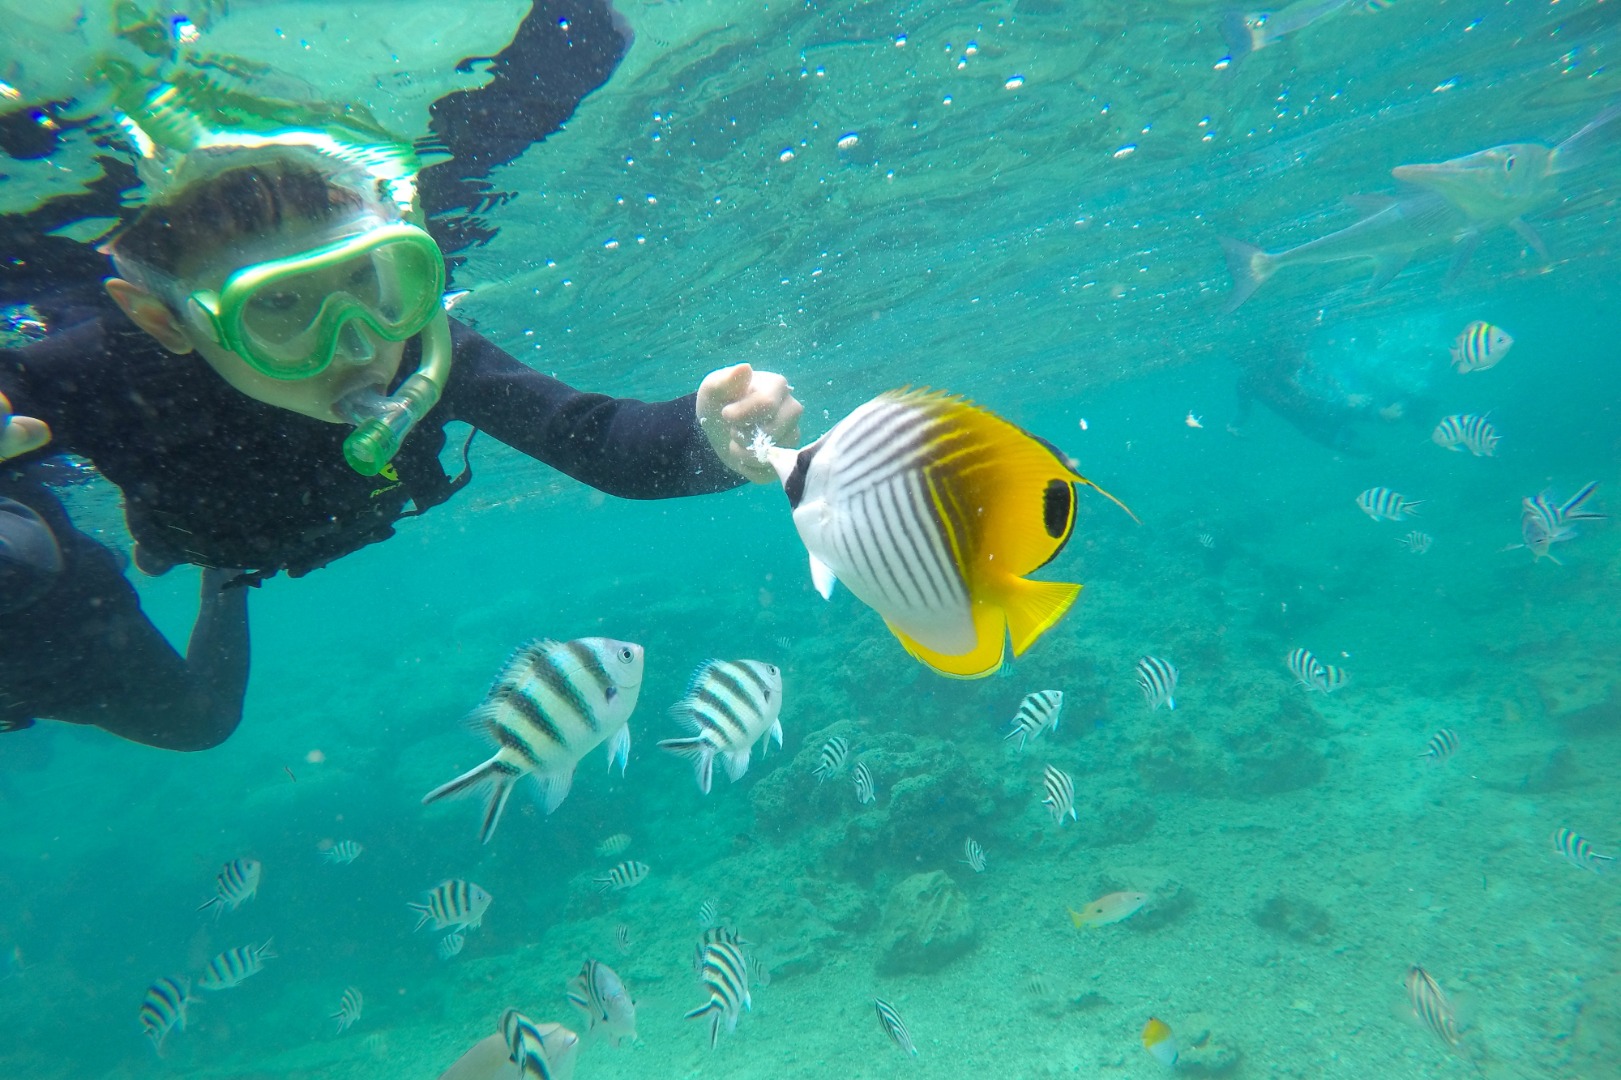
[874,998,919,1056]
[659,659,784,794]
[1418,729,1459,764]
[1041,764,1076,826]
[1516,482,1603,564]
[408,879,493,932]
[1450,320,1512,373]
[812,735,851,781]
[684,940,752,1049]
[1003,689,1063,750]
[1285,648,1327,690]
[331,986,363,1034]
[421,638,644,844]
[1318,664,1349,693]
[693,926,749,974]
[1135,656,1177,711]
[197,857,260,919]
[198,939,274,991]
[615,924,632,952]
[1431,413,1499,457]
[961,837,986,873]
[697,897,720,928]
[852,760,877,805]
[595,860,650,893]
[753,388,1136,679]
[1553,827,1614,873]
[437,932,465,960]
[1356,486,1422,521]
[322,840,363,865]
[1398,530,1433,554]
[1405,966,1461,1046]
[565,958,638,1047]
[500,1009,581,1079]
[138,976,190,1053]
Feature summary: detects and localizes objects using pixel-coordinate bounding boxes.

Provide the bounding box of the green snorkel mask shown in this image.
[105,68,455,476]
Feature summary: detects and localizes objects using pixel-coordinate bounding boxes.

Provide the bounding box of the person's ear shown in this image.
[104,278,195,354]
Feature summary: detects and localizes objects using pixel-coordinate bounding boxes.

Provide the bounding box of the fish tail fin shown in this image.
[421,757,518,844]
[659,737,717,794]
[1001,578,1083,658]
[406,901,432,932]
[1219,237,1272,312]
[889,605,1009,680]
[1067,908,1088,930]
[1551,103,1621,174]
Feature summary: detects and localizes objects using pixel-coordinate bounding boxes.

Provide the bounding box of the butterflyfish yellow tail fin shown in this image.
[886,602,1009,680]
[1001,578,1082,657]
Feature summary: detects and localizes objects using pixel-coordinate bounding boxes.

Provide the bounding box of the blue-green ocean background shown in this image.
[3,0,1621,1077]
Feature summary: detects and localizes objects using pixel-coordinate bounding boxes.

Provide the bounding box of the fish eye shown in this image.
[1503,155,1515,171]
[618,647,633,662]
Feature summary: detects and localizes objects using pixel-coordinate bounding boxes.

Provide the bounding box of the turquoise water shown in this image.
[3,0,1621,1077]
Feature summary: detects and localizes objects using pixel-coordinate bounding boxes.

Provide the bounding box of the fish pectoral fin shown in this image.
[1001,578,1082,657]
[887,605,1008,680]
[1508,218,1551,261]
[1366,251,1413,292]
[606,725,631,775]
[809,554,838,599]
[1444,229,1482,283]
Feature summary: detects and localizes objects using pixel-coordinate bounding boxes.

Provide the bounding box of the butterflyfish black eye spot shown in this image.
[1042,480,1073,539]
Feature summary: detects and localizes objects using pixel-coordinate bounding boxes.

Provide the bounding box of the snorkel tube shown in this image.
[335,309,452,475]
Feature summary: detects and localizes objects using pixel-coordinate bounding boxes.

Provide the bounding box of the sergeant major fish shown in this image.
[1357,487,1421,521]
[1451,321,1512,373]
[409,879,493,933]
[421,638,645,844]
[500,1009,580,1080]
[685,940,753,1049]
[139,976,191,1054]
[1042,764,1076,826]
[1135,656,1177,711]
[198,939,275,990]
[565,959,637,1047]
[1431,413,1498,457]
[812,735,851,781]
[331,986,363,1034]
[752,388,1136,679]
[1003,689,1063,750]
[657,659,783,794]
[198,858,261,919]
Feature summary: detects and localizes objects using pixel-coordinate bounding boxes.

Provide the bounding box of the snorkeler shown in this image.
[1229,345,1377,457]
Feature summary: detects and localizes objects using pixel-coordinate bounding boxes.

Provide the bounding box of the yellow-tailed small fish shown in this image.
[752,388,1135,679]
[1141,1016,1178,1067]
[1069,891,1149,929]
[1451,320,1512,373]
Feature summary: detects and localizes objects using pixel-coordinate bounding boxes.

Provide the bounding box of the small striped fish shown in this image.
[693,926,749,973]
[331,986,363,1034]
[685,940,752,1048]
[1405,966,1461,1046]
[1431,413,1499,457]
[852,761,877,805]
[1398,530,1433,554]
[812,735,851,781]
[874,998,919,1056]
[961,837,986,873]
[659,659,785,794]
[596,833,632,858]
[138,976,190,1053]
[421,638,645,843]
[1418,729,1459,764]
[1318,664,1349,693]
[1450,320,1512,373]
[1135,656,1177,711]
[408,879,493,932]
[565,958,638,1047]
[437,932,465,960]
[698,897,720,928]
[500,1009,581,1079]
[595,860,650,893]
[1285,648,1326,691]
[322,840,363,864]
[1197,532,1215,548]
[615,924,632,952]
[1003,690,1063,750]
[1553,827,1614,873]
[1517,482,1603,563]
[1041,764,1076,826]
[197,858,261,919]
[198,939,275,991]
[1357,487,1422,521]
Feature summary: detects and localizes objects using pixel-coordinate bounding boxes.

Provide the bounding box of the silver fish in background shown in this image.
[331,986,363,1034]
[1515,482,1604,564]
[1219,0,1392,63]
[1405,966,1461,1047]
[1003,689,1063,750]
[658,659,784,794]
[138,976,191,1054]
[198,939,275,991]
[438,932,466,960]
[421,638,645,844]
[1418,729,1459,764]
[874,998,919,1056]
[500,1009,580,1080]
[1398,531,1433,554]
[1136,656,1177,711]
[1357,487,1422,521]
[1553,827,1614,873]
[1431,413,1499,457]
[565,959,637,1047]
[812,735,851,781]
[852,760,877,805]
[594,861,650,893]
[961,837,987,873]
[410,879,493,933]
[198,857,261,919]
[322,840,363,865]
[1451,321,1513,373]
[1042,764,1076,826]
[685,940,753,1049]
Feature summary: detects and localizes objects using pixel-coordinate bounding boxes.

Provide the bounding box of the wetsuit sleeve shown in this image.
[438,321,747,499]
[0,477,250,751]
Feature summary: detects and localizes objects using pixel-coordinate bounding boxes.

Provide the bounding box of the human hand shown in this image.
[696,364,803,484]
[0,391,50,461]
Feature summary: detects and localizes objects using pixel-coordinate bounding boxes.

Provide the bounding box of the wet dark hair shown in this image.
[109,155,368,282]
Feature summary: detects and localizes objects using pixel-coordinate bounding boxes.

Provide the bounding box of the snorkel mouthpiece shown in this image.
[336,311,451,475]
